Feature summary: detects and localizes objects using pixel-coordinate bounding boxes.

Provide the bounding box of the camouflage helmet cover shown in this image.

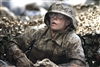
[44,2,77,29]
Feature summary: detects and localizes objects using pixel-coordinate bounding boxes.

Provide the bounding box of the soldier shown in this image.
[6,2,87,67]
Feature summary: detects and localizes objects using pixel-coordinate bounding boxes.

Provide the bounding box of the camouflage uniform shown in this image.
[6,2,86,67]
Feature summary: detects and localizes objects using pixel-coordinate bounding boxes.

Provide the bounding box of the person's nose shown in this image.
[53,15,58,19]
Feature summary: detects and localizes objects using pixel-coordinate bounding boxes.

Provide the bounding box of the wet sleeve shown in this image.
[14,29,37,52]
[6,29,36,63]
[7,27,45,56]
[6,27,47,65]
[65,33,86,67]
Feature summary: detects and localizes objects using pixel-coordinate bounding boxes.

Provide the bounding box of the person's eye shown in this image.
[57,14,64,19]
[49,13,55,18]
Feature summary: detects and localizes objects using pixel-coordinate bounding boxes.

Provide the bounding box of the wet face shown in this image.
[49,12,71,31]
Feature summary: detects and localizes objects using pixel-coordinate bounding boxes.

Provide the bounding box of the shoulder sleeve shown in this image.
[65,31,86,66]
[11,27,47,52]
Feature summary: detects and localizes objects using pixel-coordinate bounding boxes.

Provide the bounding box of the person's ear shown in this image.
[66,20,71,26]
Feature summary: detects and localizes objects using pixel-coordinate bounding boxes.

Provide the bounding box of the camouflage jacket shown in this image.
[7,26,86,67]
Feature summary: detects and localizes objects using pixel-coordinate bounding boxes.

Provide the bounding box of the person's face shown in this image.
[49,12,71,31]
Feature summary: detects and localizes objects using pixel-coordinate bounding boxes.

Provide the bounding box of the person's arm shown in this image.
[59,33,86,67]
[7,43,34,67]
[6,29,36,67]
[6,27,46,67]
[67,33,86,67]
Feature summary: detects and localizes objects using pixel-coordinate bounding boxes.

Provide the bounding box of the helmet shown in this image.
[44,2,77,29]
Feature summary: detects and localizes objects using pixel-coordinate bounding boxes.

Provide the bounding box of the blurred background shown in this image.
[0,0,100,67]
[0,0,99,16]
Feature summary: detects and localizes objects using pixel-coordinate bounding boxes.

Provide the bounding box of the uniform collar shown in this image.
[44,27,70,46]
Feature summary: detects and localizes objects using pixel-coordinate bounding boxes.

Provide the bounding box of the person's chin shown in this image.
[51,28,58,31]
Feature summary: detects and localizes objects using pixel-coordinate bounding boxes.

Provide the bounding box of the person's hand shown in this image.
[69,63,81,67]
[34,58,58,67]
[16,54,34,67]
[9,45,34,67]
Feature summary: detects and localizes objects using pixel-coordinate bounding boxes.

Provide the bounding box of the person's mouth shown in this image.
[52,22,56,25]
